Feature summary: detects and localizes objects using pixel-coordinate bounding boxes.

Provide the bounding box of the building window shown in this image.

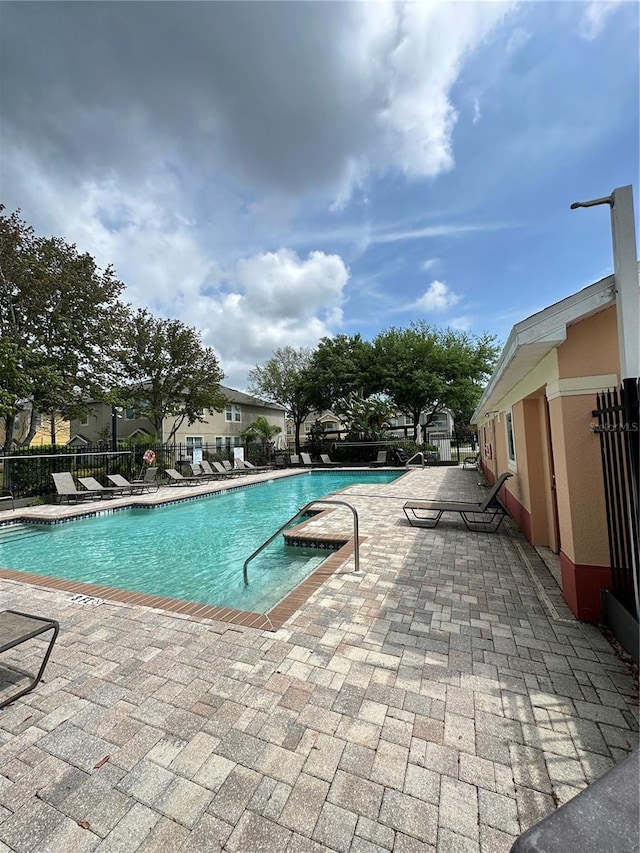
[304,423,313,434]
[505,410,516,465]
[186,436,203,459]
[286,424,293,435]
[225,404,242,422]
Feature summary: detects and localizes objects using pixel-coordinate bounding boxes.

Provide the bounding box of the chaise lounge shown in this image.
[107,471,159,494]
[403,472,513,532]
[0,610,59,709]
[52,472,100,504]
[78,476,128,498]
[164,468,203,486]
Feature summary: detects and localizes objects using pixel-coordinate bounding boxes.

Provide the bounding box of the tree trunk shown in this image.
[20,406,39,447]
[50,412,57,445]
[294,416,303,455]
[2,414,15,455]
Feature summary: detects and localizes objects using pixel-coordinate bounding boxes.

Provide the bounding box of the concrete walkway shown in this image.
[0,467,637,852]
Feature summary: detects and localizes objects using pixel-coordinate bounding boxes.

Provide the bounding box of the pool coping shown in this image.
[0,472,384,631]
[0,534,359,631]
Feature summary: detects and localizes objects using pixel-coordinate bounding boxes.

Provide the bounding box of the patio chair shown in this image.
[164,468,202,486]
[222,460,247,476]
[319,454,338,467]
[78,476,128,499]
[403,472,513,531]
[290,455,301,466]
[208,461,235,478]
[463,453,480,470]
[52,472,100,504]
[240,460,270,473]
[0,610,59,709]
[370,450,388,467]
[107,473,159,494]
[200,460,224,480]
[300,453,316,467]
[187,462,215,482]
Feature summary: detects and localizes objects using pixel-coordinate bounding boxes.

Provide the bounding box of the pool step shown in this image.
[0,525,47,544]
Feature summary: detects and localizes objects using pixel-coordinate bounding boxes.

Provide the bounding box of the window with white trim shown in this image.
[505,410,516,465]
[186,436,203,459]
[225,404,242,422]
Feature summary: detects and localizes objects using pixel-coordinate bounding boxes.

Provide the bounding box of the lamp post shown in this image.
[111,407,123,452]
[570,185,639,380]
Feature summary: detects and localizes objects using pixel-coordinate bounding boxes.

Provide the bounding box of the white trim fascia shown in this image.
[472,274,616,422]
[546,374,619,401]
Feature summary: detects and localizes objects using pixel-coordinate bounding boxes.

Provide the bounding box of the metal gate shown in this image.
[592,378,639,621]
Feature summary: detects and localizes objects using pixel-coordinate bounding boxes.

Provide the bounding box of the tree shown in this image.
[241,415,282,444]
[115,309,227,443]
[0,207,125,449]
[247,347,314,455]
[305,334,374,412]
[372,322,499,440]
[240,415,282,461]
[333,390,395,442]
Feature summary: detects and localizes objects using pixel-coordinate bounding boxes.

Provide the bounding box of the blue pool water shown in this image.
[0,471,401,613]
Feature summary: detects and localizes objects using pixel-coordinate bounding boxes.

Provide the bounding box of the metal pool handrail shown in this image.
[406,451,425,468]
[243,499,360,586]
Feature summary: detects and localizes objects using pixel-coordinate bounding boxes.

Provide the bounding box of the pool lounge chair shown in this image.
[319,454,339,467]
[463,453,480,470]
[52,472,100,504]
[211,461,240,478]
[222,460,247,476]
[403,472,513,532]
[78,476,128,499]
[370,450,388,467]
[107,473,159,494]
[164,468,202,486]
[187,462,216,482]
[0,610,59,709]
[301,453,317,467]
[238,460,270,473]
[200,460,223,480]
[289,455,301,466]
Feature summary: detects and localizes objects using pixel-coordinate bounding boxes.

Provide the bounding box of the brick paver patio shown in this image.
[0,467,637,852]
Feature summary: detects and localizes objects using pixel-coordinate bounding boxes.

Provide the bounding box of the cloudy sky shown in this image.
[1,1,638,390]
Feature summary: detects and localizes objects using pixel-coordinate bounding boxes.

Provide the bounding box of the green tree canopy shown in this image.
[247,346,314,455]
[372,321,499,441]
[241,415,282,442]
[0,206,126,449]
[115,309,227,443]
[305,334,374,412]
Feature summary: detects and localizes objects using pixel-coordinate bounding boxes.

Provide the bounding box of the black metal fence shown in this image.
[1,435,478,502]
[592,378,640,620]
[0,442,262,500]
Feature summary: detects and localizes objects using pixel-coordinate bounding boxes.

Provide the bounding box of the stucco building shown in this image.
[472,267,638,623]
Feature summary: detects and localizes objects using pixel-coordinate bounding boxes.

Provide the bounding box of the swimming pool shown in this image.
[0,470,401,614]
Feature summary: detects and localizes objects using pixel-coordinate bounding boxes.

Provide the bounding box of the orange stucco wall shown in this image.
[558,305,619,378]
[478,303,622,622]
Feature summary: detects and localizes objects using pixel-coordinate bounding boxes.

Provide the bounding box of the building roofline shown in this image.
[472,272,617,423]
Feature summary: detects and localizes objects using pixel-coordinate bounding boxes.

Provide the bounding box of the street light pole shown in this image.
[571,184,639,380]
[111,407,123,452]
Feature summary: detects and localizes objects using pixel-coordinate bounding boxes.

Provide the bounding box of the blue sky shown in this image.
[1,1,638,390]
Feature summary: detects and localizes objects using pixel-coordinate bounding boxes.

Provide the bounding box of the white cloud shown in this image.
[415,280,461,312]
[579,2,622,40]
[420,258,440,272]
[472,96,483,125]
[194,250,350,389]
[449,315,474,332]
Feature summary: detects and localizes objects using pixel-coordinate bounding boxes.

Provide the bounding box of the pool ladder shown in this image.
[243,499,360,586]
[405,451,426,468]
